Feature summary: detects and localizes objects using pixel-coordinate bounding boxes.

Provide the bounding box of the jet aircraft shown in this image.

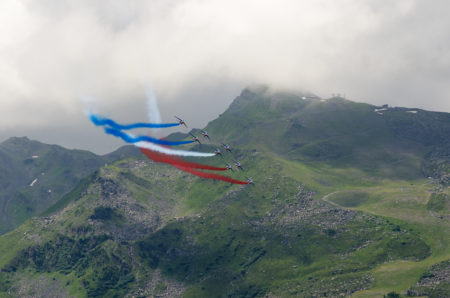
[189,132,201,144]
[201,130,210,140]
[222,143,232,153]
[175,116,187,127]
[234,160,244,170]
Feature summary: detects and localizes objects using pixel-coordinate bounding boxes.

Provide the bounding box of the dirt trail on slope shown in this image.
[321,191,342,208]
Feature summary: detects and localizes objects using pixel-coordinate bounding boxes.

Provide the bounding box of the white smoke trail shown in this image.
[80,95,100,117]
[142,87,215,157]
[145,87,162,137]
[135,141,215,157]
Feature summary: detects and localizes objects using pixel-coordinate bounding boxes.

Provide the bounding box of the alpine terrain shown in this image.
[0,86,448,297]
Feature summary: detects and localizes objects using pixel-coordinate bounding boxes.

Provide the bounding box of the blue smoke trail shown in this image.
[90,113,180,129]
[103,126,194,146]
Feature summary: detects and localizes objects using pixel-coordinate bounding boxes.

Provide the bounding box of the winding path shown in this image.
[320,191,342,208]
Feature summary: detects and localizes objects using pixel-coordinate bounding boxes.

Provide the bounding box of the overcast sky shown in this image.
[1,0,449,154]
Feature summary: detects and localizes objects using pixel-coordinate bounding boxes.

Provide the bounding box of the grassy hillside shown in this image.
[0,151,442,297]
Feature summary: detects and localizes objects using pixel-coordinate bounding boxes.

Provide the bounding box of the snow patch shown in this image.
[374,108,387,113]
[406,110,418,114]
[30,178,38,187]
[32,155,39,159]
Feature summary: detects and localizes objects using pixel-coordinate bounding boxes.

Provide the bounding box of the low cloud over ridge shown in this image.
[1,0,449,153]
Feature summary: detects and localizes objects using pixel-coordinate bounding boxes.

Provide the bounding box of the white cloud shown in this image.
[1,0,449,152]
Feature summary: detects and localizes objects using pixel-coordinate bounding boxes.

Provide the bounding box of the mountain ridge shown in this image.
[0,137,141,234]
[203,87,449,183]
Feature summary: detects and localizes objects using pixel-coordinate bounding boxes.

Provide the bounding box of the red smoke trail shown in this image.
[140,148,227,170]
[139,148,248,184]
[173,164,249,184]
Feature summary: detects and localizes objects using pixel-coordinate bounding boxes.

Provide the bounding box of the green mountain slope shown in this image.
[0,155,433,297]
[0,87,448,297]
[0,137,140,234]
[205,86,449,183]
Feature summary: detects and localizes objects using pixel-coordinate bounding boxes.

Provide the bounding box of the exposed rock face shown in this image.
[127,269,184,298]
[408,259,450,297]
[88,174,161,241]
[8,275,70,298]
